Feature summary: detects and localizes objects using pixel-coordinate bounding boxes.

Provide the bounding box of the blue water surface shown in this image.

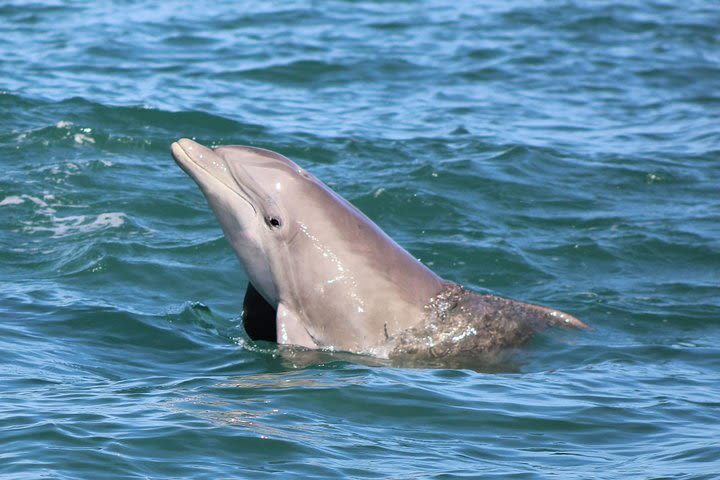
[1,1,719,478]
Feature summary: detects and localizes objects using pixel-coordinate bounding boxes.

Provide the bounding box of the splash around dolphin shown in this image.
[171,138,587,361]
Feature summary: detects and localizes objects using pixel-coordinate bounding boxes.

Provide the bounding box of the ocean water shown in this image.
[1,0,719,478]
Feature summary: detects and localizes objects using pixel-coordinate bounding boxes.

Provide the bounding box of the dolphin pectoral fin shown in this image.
[276,303,316,349]
[242,282,277,342]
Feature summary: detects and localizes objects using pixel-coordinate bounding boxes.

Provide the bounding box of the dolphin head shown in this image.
[171,138,444,351]
[171,138,296,306]
[172,138,345,308]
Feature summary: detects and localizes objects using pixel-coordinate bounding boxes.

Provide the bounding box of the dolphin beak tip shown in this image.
[170,141,184,159]
[175,138,195,150]
[171,138,202,161]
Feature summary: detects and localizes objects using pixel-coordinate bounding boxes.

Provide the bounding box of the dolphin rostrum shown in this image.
[171,139,587,361]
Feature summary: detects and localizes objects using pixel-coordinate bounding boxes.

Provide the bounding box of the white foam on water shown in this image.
[0,196,25,206]
[0,194,54,212]
[73,133,95,144]
[24,212,127,238]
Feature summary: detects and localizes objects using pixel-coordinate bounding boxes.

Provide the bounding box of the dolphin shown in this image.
[171,138,586,361]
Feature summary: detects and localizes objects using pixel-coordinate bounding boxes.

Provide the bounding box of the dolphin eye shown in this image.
[265,215,282,229]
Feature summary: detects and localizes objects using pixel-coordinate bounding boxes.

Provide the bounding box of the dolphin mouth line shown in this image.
[172,141,257,215]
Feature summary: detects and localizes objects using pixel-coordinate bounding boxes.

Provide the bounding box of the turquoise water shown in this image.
[2,0,720,478]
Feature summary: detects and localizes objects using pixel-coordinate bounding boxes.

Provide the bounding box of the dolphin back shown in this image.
[388,283,587,361]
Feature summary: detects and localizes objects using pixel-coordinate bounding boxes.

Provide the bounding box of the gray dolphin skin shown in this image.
[171,138,587,361]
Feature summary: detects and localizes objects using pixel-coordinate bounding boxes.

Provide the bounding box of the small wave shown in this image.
[1,92,268,151]
[0,195,26,206]
[230,57,424,86]
[1,192,127,238]
[0,193,58,213]
[22,212,127,238]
